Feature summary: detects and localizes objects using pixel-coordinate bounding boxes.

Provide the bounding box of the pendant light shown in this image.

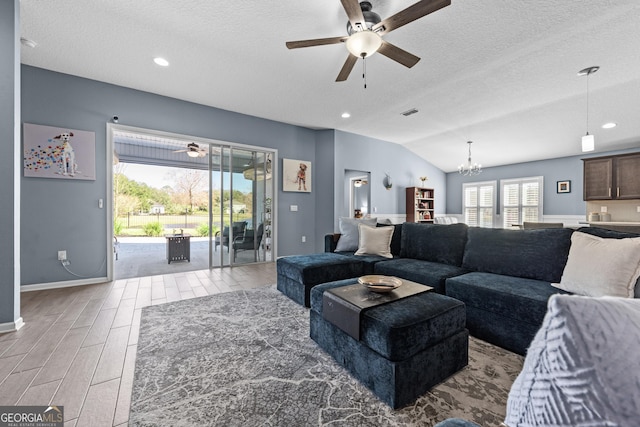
[578,66,599,152]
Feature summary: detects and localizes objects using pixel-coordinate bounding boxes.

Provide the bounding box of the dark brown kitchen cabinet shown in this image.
[583,153,640,200]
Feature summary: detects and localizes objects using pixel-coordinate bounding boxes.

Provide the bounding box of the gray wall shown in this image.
[0,0,20,325]
[332,130,446,230]
[314,130,336,252]
[21,65,321,285]
[445,147,640,215]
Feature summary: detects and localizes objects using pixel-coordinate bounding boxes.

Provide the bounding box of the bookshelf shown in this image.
[406,187,435,223]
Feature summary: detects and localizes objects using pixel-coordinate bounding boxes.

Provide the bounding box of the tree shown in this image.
[172,170,207,212]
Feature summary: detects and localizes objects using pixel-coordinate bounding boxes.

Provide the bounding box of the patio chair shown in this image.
[232,223,264,261]
[214,221,247,252]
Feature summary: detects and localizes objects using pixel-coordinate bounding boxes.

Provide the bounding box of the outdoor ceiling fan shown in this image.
[286,0,451,82]
[173,142,207,158]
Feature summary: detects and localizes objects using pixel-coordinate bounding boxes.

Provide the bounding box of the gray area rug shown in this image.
[130,287,524,426]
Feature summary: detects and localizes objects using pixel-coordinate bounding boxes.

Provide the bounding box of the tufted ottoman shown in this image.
[310,278,469,409]
[276,253,365,307]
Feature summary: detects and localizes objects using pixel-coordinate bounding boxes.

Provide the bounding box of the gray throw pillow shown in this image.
[505,294,640,426]
[334,217,377,252]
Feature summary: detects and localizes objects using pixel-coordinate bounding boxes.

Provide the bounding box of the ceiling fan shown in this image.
[173,142,207,158]
[286,0,451,82]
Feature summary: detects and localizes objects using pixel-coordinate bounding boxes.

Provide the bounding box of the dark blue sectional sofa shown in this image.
[325,222,639,355]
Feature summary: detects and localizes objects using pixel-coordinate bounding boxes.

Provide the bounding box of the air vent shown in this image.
[401,108,419,117]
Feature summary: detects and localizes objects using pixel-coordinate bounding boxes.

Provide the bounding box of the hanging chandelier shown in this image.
[458,141,482,176]
[578,66,599,152]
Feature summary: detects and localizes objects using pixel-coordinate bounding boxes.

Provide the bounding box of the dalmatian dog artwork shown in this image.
[54,132,80,176]
[23,123,96,180]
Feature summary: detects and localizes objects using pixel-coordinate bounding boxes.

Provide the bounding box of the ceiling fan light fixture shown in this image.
[346,30,382,58]
[186,150,201,158]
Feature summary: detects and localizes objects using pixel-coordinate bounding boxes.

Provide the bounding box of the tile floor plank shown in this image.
[0,367,39,405]
[111,298,136,329]
[17,378,61,406]
[82,309,117,348]
[92,326,130,385]
[16,321,73,372]
[112,344,137,426]
[76,378,120,427]
[32,326,90,386]
[52,344,103,420]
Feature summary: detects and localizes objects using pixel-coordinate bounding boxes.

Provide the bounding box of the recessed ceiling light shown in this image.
[602,122,617,129]
[341,112,351,119]
[20,37,37,48]
[153,57,169,67]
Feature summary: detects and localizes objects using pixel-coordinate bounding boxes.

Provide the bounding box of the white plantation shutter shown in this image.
[501,177,543,227]
[463,181,496,227]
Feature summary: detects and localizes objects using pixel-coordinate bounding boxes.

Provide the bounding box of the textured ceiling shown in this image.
[19,0,640,172]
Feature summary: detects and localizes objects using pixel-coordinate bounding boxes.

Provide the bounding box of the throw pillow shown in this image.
[552,231,640,298]
[334,217,377,252]
[355,223,394,258]
[505,294,640,426]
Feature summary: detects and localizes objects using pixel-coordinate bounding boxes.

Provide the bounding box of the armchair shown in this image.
[214,221,247,252]
[232,223,264,261]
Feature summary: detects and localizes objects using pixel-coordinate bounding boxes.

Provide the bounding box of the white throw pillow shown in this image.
[552,231,640,298]
[354,223,394,258]
[505,294,640,426]
[334,217,377,252]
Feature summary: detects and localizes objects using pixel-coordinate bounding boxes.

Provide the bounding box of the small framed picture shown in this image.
[557,180,571,193]
[282,158,312,192]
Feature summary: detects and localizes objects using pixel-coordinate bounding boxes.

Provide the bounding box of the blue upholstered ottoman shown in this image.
[276,253,365,307]
[310,278,469,409]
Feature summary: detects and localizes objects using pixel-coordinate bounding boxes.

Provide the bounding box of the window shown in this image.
[501,176,543,228]
[463,181,496,227]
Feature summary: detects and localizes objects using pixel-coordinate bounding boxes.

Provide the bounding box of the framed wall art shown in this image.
[282,158,311,192]
[557,180,571,193]
[23,123,96,180]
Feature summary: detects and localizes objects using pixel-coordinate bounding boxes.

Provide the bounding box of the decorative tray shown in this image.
[357,275,403,293]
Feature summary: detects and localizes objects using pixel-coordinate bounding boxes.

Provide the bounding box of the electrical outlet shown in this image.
[57,250,67,261]
[637,206,640,213]
[600,206,607,213]
[301,236,306,243]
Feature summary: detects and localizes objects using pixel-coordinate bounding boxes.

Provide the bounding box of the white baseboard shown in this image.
[21,277,109,292]
[0,317,24,334]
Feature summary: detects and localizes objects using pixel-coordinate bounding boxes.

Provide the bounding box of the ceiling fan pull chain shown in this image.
[362,56,367,89]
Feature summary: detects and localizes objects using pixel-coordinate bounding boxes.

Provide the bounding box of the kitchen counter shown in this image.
[578,221,640,233]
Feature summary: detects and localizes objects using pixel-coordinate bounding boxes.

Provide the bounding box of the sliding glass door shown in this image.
[209,146,273,267]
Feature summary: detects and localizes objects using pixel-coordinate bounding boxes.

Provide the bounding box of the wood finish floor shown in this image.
[0,262,276,426]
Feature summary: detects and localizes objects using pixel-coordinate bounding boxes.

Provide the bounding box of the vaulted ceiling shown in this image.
[19,0,640,172]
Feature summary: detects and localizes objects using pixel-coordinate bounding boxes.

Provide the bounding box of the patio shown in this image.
[114,236,267,279]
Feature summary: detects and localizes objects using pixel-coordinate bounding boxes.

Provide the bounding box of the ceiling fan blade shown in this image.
[286,36,346,49]
[340,0,366,31]
[336,54,358,82]
[372,0,450,35]
[377,41,420,68]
